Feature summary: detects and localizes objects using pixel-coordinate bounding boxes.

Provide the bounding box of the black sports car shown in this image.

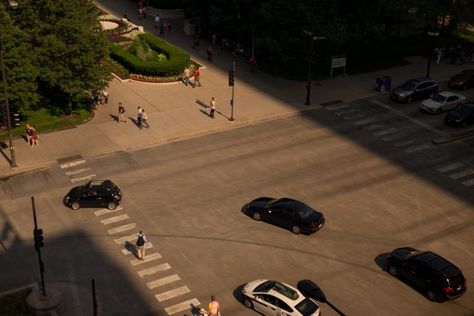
[65,180,122,210]
[245,197,325,234]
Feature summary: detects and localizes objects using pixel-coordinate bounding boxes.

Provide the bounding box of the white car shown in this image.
[242,279,320,316]
[420,91,466,114]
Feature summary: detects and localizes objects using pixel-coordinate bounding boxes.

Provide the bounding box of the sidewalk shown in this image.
[0,0,469,179]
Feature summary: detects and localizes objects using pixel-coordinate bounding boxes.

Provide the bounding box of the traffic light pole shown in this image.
[229,58,236,121]
[32,197,46,296]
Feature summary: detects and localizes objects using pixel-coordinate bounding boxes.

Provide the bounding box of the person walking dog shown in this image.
[136,230,147,260]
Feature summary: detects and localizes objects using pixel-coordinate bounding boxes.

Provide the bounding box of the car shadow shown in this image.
[232,283,247,305]
[124,241,138,258]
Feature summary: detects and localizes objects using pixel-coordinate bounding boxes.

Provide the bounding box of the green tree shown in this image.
[13,0,111,114]
[0,5,39,113]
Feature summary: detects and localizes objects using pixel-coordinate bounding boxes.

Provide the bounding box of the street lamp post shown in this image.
[297,279,346,316]
[0,39,17,167]
[426,31,439,78]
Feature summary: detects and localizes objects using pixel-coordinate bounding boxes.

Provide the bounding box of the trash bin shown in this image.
[375,76,391,92]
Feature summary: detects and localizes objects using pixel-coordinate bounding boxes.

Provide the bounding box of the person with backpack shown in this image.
[136,230,147,260]
[118,102,127,123]
[141,109,149,128]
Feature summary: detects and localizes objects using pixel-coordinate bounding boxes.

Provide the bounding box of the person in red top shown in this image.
[193,68,201,87]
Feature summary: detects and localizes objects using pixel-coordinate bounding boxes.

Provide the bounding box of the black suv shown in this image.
[445,103,474,127]
[65,180,122,210]
[386,247,466,302]
[391,78,438,103]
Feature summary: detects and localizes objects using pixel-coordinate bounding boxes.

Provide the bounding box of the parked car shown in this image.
[445,103,474,127]
[242,279,321,316]
[419,91,466,114]
[448,69,474,90]
[390,78,438,103]
[245,197,325,234]
[386,247,467,302]
[65,180,122,210]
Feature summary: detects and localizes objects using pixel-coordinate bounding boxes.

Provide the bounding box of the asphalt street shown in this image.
[1,98,474,315]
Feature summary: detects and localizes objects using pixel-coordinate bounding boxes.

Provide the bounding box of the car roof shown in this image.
[253,280,305,305]
[437,91,464,98]
[413,252,462,277]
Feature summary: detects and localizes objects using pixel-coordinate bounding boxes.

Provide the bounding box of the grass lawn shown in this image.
[0,108,92,142]
[0,289,35,316]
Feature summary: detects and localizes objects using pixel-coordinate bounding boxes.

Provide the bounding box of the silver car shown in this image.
[420,91,466,114]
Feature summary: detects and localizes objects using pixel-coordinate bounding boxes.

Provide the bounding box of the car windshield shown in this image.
[254,280,275,293]
[401,81,417,90]
[295,298,318,315]
[431,94,446,103]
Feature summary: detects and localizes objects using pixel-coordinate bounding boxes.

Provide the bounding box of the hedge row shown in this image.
[109,33,190,76]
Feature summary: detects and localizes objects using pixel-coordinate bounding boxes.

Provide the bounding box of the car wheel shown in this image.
[406,97,412,103]
[292,225,301,234]
[426,289,437,302]
[107,202,117,210]
[71,202,80,210]
[388,265,398,277]
[252,212,261,221]
[244,298,254,309]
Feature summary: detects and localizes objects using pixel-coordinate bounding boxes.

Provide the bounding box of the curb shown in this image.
[432,128,474,144]
[0,283,37,298]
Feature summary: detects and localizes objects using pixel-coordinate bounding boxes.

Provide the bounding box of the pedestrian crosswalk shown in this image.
[58,155,96,183]
[323,101,474,188]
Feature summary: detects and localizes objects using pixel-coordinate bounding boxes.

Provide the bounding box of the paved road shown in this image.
[1,98,473,315]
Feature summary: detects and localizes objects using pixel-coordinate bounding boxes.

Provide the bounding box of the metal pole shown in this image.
[305,0,317,105]
[426,32,438,78]
[92,279,97,316]
[230,58,236,121]
[0,39,17,167]
[326,300,346,316]
[32,197,46,296]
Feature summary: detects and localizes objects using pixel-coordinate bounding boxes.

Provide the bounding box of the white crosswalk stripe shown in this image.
[364,124,385,131]
[437,163,465,173]
[122,242,153,256]
[70,174,96,183]
[113,233,138,244]
[164,298,200,315]
[325,103,350,111]
[342,113,365,120]
[147,274,181,289]
[381,134,405,142]
[100,214,129,225]
[450,169,474,179]
[60,160,86,169]
[393,139,416,147]
[334,108,357,115]
[372,128,398,136]
[65,167,91,175]
[354,117,378,126]
[108,223,136,235]
[462,178,474,186]
[94,206,123,216]
[404,143,433,153]
[138,263,171,277]
[130,252,162,266]
[155,286,190,302]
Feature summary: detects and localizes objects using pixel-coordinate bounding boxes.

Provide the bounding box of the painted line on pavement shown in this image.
[94,206,123,216]
[372,128,398,137]
[450,169,474,179]
[60,160,86,169]
[138,263,171,277]
[364,124,385,131]
[147,274,181,290]
[113,233,137,244]
[155,286,190,302]
[130,252,162,266]
[122,242,153,256]
[65,168,91,176]
[393,139,417,147]
[437,162,464,173]
[354,117,378,126]
[164,298,200,315]
[342,113,365,120]
[381,134,405,142]
[100,214,130,225]
[404,143,433,153]
[325,103,350,111]
[334,108,357,115]
[108,224,136,235]
[462,178,474,186]
[70,174,96,183]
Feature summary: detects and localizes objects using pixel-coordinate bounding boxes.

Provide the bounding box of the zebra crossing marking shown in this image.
[164,298,200,315]
[154,286,190,302]
[122,242,153,256]
[354,117,378,126]
[94,206,123,216]
[462,178,474,186]
[60,160,86,169]
[147,274,181,290]
[138,263,171,277]
[325,103,350,111]
[108,223,136,235]
[437,163,465,173]
[334,108,357,115]
[65,168,92,176]
[393,139,416,147]
[342,113,365,120]
[372,128,398,137]
[100,214,130,225]
[364,124,385,131]
[381,134,405,142]
[450,169,474,179]
[404,143,433,153]
[71,174,96,183]
[130,252,162,266]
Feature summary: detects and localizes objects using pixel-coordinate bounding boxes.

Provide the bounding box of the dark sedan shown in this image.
[245,197,325,234]
[445,103,474,127]
[65,180,122,210]
[448,69,474,90]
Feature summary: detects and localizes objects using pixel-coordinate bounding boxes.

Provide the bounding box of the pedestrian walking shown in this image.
[30,126,39,147]
[154,14,160,29]
[141,109,149,128]
[207,296,220,316]
[26,123,34,145]
[210,96,216,118]
[193,68,201,87]
[163,22,169,35]
[102,90,109,104]
[182,67,191,86]
[250,55,257,73]
[136,230,147,260]
[136,106,143,128]
[118,102,127,123]
[207,45,213,61]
